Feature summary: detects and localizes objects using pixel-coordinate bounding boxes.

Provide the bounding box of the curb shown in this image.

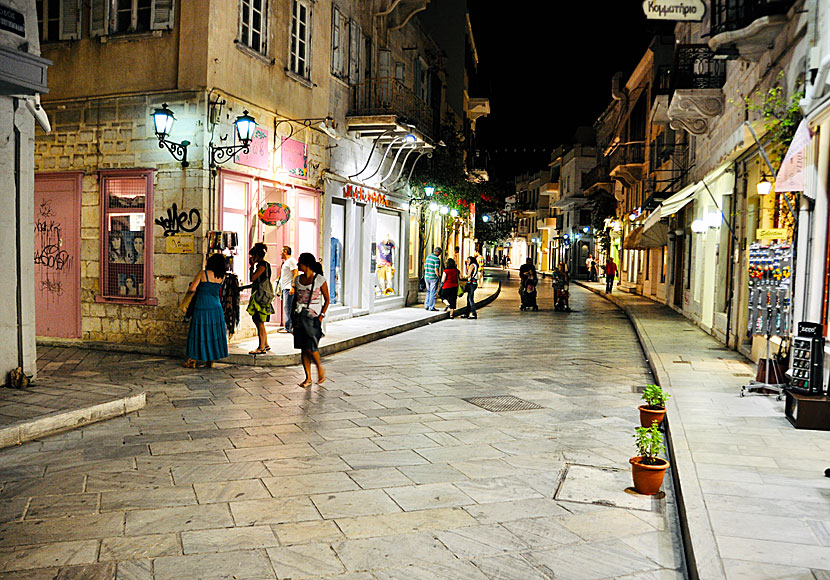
[574,281,725,580]
[0,392,146,450]
[227,281,502,367]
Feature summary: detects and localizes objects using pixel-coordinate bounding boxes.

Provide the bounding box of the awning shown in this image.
[551,196,585,209]
[660,185,696,217]
[642,207,663,233]
[623,226,643,249]
[639,222,669,247]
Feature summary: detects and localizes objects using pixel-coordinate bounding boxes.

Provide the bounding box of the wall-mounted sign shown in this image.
[165,233,195,254]
[281,138,307,179]
[343,184,390,207]
[258,202,291,226]
[236,127,271,171]
[0,5,25,37]
[756,228,788,241]
[642,0,705,21]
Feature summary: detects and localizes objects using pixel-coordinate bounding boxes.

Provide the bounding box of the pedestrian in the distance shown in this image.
[605,256,618,294]
[590,260,599,283]
[243,242,275,355]
[586,254,595,281]
[423,247,443,311]
[462,255,479,319]
[440,258,460,318]
[278,246,298,334]
[292,252,330,387]
[184,253,229,368]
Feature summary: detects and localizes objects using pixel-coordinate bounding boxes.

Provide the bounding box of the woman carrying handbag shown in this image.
[291,253,330,387]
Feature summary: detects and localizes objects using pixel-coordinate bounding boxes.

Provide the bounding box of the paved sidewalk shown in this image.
[0,280,500,449]
[576,281,830,580]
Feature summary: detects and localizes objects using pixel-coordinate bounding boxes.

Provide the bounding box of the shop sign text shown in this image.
[236,127,271,171]
[642,0,705,20]
[281,138,308,180]
[165,233,195,254]
[756,228,787,241]
[343,185,390,207]
[0,5,25,37]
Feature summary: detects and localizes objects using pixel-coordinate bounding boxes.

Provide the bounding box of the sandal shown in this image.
[299,379,313,387]
[183,359,196,368]
[265,346,271,351]
[249,348,266,355]
[317,374,326,385]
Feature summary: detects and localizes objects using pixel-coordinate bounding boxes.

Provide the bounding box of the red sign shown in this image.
[258,202,291,226]
[343,184,390,207]
[236,127,271,171]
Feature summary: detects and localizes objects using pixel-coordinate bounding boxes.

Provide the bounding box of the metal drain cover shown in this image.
[463,395,543,412]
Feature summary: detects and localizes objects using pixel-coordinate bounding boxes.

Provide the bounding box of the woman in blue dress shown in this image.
[184,253,229,368]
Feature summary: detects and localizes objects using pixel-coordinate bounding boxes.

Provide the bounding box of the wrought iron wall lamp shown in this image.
[152,104,190,168]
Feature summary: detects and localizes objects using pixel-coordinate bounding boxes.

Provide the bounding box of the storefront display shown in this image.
[375,210,400,297]
[747,242,793,338]
[102,175,150,299]
[330,202,345,304]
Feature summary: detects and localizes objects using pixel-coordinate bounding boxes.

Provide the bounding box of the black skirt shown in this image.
[440,286,458,309]
[293,313,323,352]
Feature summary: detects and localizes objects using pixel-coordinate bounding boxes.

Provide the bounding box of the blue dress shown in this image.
[186,273,228,362]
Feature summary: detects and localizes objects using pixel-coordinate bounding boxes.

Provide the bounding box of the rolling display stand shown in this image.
[785,322,830,430]
[742,243,792,399]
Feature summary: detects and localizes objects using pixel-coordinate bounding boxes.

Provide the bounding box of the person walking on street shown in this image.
[278,246,298,333]
[243,242,275,355]
[423,247,442,311]
[292,253,330,387]
[440,258,461,318]
[462,255,480,319]
[605,256,618,294]
[184,253,229,368]
[586,254,595,281]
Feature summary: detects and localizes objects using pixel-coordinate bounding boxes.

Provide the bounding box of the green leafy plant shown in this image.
[744,73,804,172]
[634,422,666,465]
[641,384,670,409]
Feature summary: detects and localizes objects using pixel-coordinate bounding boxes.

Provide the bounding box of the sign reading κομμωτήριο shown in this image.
[642,0,705,21]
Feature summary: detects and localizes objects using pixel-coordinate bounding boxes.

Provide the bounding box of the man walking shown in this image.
[278,246,298,332]
[605,256,617,294]
[423,247,442,311]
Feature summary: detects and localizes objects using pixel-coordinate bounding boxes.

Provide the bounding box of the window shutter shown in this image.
[89,0,110,37]
[331,5,341,76]
[379,49,391,78]
[348,19,359,85]
[413,58,422,96]
[150,0,175,30]
[59,0,82,40]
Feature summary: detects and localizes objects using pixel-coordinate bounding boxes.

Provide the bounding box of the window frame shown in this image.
[219,171,254,286]
[239,0,268,55]
[37,0,81,41]
[97,169,156,305]
[289,0,312,80]
[89,0,174,37]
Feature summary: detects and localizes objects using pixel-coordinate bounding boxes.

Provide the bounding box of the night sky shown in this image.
[467,1,668,181]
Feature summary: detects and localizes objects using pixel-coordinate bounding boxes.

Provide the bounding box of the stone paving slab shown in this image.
[576,280,830,580]
[0,276,686,579]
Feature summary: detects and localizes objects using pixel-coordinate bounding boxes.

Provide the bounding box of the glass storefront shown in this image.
[330,201,346,304]
[375,209,401,297]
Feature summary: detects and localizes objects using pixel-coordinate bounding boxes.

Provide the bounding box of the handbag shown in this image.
[179,290,195,313]
[457,279,466,297]
[292,275,322,340]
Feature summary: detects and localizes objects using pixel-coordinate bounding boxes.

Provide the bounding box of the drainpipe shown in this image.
[13,98,24,371]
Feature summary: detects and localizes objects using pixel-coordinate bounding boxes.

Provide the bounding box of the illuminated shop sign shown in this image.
[343,185,390,207]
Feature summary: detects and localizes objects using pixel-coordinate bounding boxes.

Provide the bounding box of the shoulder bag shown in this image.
[292,275,323,340]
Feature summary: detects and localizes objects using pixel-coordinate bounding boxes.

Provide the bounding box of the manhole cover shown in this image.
[554,464,661,511]
[463,395,543,412]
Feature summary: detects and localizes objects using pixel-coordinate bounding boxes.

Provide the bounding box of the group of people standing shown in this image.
[423,247,481,319]
[184,244,329,387]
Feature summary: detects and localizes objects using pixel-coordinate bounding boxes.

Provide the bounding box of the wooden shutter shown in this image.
[59,0,82,40]
[348,19,359,85]
[379,49,391,78]
[151,0,175,31]
[89,0,110,37]
[331,5,341,76]
[413,58,422,96]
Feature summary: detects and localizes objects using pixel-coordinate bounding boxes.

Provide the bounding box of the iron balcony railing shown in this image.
[710,0,795,37]
[349,77,434,138]
[609,142,646,171]
[583,162,611,191]
[671,44,727,90]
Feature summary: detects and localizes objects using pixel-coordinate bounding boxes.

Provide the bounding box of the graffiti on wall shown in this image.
[155,203,201,237]
[34,199,72,296]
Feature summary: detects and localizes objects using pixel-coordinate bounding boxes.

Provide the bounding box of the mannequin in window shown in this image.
[377,234,396,295]
[330,236,342,302]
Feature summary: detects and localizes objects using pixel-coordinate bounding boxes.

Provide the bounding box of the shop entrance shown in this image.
[34,174,81,338]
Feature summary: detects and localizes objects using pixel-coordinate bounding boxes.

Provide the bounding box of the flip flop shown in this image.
[249,348,266,355]
[299,379,313,387]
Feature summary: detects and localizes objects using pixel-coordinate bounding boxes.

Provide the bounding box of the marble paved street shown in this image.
[0,281,686,579]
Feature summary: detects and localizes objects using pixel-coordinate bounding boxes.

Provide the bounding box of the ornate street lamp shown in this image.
[210,110,258,167]
[152,104,190,168]
[757,174,773,196]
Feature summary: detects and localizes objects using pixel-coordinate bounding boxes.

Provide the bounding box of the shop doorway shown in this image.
[673,235,685,307]
[34,174,81,338]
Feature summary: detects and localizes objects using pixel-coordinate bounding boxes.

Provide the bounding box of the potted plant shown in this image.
[630,422,670,495]
[639,383,669,427]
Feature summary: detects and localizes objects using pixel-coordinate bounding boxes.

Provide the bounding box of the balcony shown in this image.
[347,77,434,140]
[609,142,646,187]
[540,181,560,197]
[583,163,612,194]
[668,45,726,136]
[709,0,795,60]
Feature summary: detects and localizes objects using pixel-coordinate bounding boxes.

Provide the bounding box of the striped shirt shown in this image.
[424,253,442,280]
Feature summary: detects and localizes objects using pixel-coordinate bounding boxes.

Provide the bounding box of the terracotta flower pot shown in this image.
[630,456,669,495]
[638,404,666,428]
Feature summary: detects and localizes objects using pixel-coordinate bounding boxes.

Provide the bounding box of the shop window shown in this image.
[296,192,318,256]
[239,0,268,55]
[289,0,312,79]
[330,201,346,305]
[376,210,401,297]
[99,170,153,302]
[89,0,174,37]
[661,246,667,283]
[37,0,81,41]
[645,249,650,281]
[221,175,252,284]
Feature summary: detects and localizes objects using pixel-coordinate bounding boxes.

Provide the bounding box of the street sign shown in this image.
[642,0,705,21]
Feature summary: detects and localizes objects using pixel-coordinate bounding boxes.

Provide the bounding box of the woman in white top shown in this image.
[291,252,330,386]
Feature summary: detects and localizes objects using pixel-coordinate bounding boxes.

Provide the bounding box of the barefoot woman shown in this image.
[292,253,330,386]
